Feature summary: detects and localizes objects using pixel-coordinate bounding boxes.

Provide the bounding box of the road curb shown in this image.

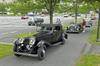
[81,42,93,55]
[0,42,13,45]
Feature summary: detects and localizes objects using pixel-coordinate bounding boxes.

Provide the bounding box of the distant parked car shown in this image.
[64,14,69,17]
[41,14,45,17]
[71,14,75,17]
[66,23,83,33]
[21,16,28,19]
[71,14,81,17]
[28,17,44,26]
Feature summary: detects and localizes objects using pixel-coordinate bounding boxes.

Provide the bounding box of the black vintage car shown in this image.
[13,24,68,60]
[66,24,83,33]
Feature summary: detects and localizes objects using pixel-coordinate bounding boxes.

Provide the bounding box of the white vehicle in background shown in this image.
[64,14,69,17]
[28,16,44,26]
[27,12,35,16]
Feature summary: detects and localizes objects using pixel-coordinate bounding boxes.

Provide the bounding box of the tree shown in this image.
[9,0,43,15]
[84,0,100,41]
[37,0,60,24]
[17,0,32,3]
[0,3,6,15]
[62,0,83,24]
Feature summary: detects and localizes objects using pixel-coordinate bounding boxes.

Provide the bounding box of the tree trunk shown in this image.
[75,0,78,24]
[49,0,53,24]
[85,14,87,18]
[96,3,100,41]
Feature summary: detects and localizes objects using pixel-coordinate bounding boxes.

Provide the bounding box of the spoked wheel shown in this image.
[38,47,46,60]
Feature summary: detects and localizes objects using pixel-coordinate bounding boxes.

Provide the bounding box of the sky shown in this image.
[0,0,14,3]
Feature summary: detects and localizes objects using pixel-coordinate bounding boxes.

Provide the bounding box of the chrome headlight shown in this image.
[18,38,24,43]
[30,38,35,45]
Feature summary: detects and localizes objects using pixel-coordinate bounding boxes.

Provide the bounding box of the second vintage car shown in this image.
[66,23,83,33]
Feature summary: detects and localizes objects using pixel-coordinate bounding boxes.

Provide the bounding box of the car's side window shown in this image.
[54,26,61,31]
[46,27,52,31]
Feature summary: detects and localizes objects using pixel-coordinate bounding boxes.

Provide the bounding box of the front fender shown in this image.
[37,40,45,47]
[37,40,47,50]
[14,40,19,45]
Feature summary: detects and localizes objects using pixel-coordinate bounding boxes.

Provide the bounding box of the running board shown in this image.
[14,52,38,57]
[51,42,63,46]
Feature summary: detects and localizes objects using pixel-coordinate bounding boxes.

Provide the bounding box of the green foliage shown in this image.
[0,44,13,59]
[0,3,7,15]
[78,4,91,13]
[76,54,100,66]
[17,0,32,3]
[88,27,100,45]
[0,0,99,15]
[8,1,44,15]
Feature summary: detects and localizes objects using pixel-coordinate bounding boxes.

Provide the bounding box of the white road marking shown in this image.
[0,42,13,45]
[10,31,17,33]
[0,31,17,35]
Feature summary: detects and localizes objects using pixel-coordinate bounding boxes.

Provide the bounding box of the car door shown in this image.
[43,27,54,43]
[53,26,62,42]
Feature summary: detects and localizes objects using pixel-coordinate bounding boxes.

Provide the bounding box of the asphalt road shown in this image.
[0,30,90,66]
[0,16,90,66]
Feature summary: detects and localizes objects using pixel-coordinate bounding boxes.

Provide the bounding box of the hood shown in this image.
[33,31,49,38]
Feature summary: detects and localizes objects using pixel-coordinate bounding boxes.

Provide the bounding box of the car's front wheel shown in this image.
[28,23,32,26]
[37,47,46,60]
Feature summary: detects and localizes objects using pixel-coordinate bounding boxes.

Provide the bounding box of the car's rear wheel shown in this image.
[38,47,46,60]
[28,23,32,26]
[61,33,67,45]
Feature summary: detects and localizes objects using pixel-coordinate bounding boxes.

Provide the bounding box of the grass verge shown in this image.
[76,54,100,66]
[0,44,13,59]
[88,27,100,45]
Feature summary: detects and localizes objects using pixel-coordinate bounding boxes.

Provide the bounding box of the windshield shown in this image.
[41,26,52,31]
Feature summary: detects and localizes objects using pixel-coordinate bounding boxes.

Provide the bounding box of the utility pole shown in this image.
[96,3,100,42]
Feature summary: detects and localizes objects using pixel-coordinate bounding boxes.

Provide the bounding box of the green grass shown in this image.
[0,44,13,59]
[76,54,100,66]
[15,32,37,38]
[62,22,68,30]
[88,27,100,45]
